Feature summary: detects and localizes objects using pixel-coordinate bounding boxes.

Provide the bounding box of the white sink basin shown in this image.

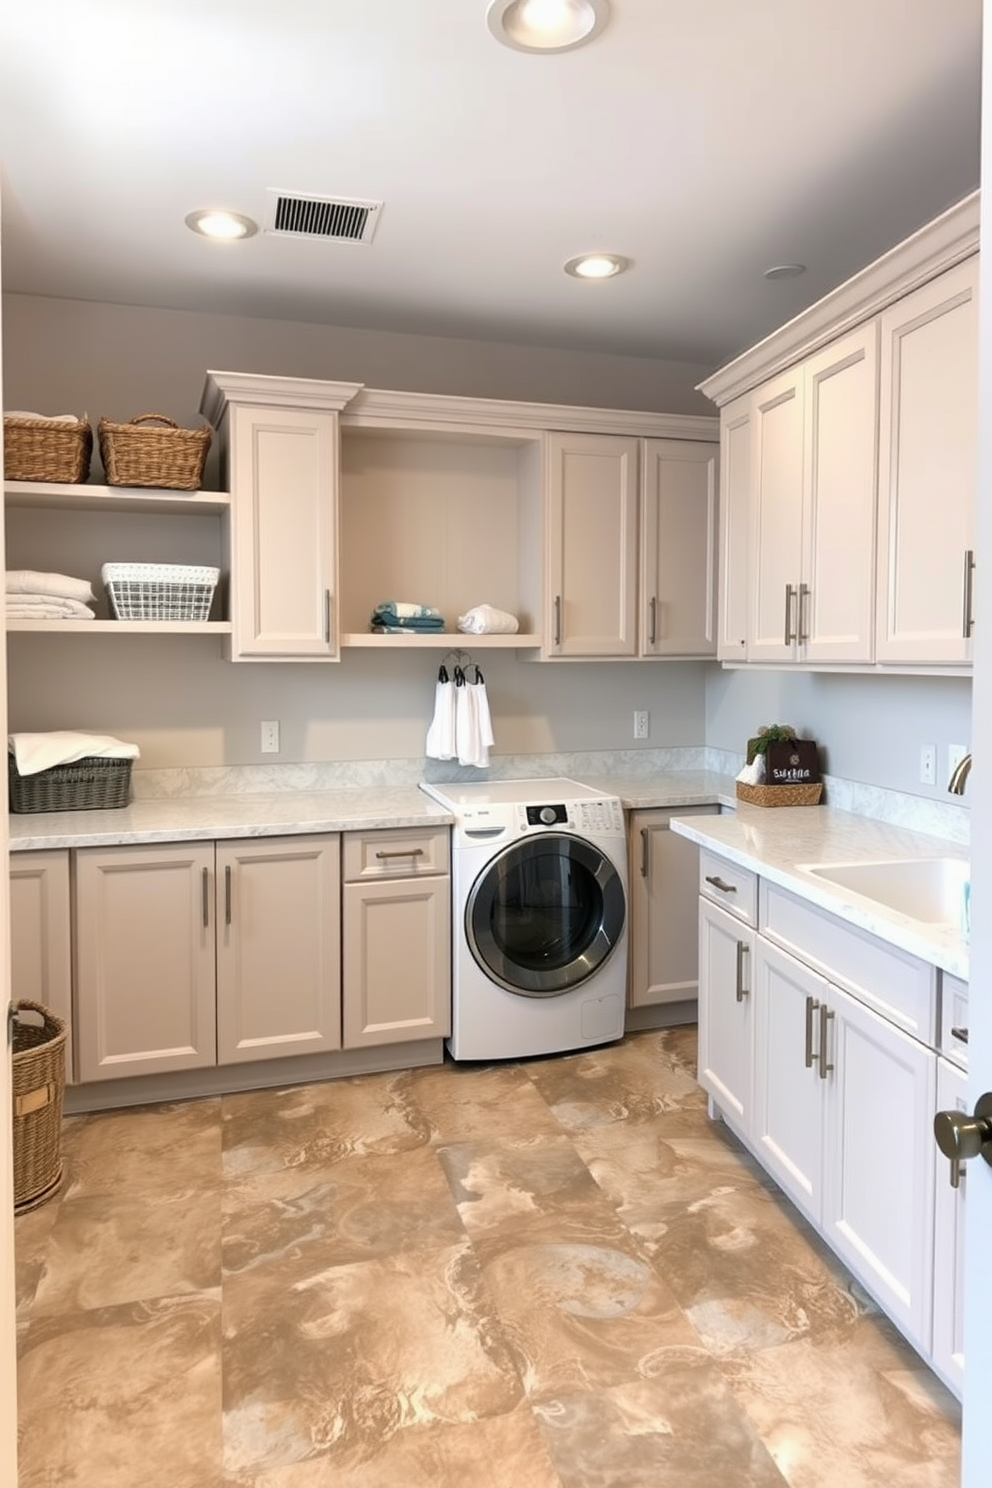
[802,857,969,923]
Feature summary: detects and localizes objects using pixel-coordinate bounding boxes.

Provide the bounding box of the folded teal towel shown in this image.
[372,600,443,622]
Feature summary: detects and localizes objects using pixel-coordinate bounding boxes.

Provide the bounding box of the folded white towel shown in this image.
[6,597,95,619]
[6,570,96,603]
[9,731,141,776]
[736,756,765,785]
[457,604,519,636]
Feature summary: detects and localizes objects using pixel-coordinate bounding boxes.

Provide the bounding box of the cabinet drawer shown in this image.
[699,851,757,926]
[760,880,936,1043]
[939,973,969,1070]
[343,826,449,882]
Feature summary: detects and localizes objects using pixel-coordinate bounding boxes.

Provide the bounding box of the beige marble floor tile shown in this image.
[525,1030,706,1132]
[17,1292,222,1488]
[222,1071,431,1179]
[62,1095,222,1200]
[30,1188,221,1313]
[228,1402,564,1488]
[719,1321,961,1488]
[531,1352,790,1487]
[222,1238,522,1479]
[223,1144,466,1274]
[14,1195,63,1314]
[405,1059,565,1144]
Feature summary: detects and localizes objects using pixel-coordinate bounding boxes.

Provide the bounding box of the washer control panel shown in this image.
[520,797,624,836]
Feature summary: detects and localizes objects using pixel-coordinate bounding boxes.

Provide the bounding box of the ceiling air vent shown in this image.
[265,190,382,244]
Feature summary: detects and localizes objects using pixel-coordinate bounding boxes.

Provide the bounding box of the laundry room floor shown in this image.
[14,1028,961,1487]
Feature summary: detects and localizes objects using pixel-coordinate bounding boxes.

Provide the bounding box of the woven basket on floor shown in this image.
[98,412,211,490]
[3,414,93,483]
[736,781,823,808]
[12,1001,67,1214]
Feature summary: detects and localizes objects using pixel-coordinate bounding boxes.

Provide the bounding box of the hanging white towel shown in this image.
[425,667,456,760]
[457,604,519,635]
[454,666,495,769]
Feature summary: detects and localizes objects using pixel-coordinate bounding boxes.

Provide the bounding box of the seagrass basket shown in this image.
[736,780,823,808]
[3,414,93,483]
[12,1001,67,1214]
[98,412,211,489]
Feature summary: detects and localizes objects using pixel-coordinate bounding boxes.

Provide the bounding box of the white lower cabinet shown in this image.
[627,806,718,1012]
[699,853,952,1389]
[932,1057,967,1396]
[9,850,74,1082]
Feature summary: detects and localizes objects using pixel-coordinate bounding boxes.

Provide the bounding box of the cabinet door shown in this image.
[749,368,804,662]
[216,836,341,1063]
[931,1057,966,1397]
[822,981,936,1352]
[640,440,717,656]
[875,256,979,665]
[800,325,878,664]
[9,850,74,1083]
[628,807,717,1008]
[545,432,639,656]
[752,938,828,1225]
[229,405,339,659]
[717,394,751,661]
[342,876,450,1047]
[74,844,216,1081]
[698,897,754,1137]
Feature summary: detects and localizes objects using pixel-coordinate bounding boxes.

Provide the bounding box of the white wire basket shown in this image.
[102,563,220,621]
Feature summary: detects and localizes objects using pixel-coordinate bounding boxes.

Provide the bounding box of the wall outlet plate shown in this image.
[919,743,936,786]
[948,743,969,779]
[261,720,280,754]
[633,710,649,740]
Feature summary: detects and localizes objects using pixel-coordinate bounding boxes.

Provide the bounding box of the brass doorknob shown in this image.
[933,1091,992,1188]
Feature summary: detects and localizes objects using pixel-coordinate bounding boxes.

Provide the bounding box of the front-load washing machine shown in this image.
[420,778,628,1060]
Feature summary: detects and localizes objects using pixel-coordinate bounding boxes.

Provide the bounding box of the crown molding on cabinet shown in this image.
[342,387,718,441]
[200,370,365,423]
[699,190,981,409]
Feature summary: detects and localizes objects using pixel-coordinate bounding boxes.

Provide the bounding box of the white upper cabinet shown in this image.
[640,440,717,657]
[749,324,878,665]
[545,432,640,657]
[875,256,979,665]
[716,394,751,661]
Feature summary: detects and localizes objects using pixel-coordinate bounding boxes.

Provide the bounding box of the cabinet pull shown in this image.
[804,995,820,1068]
[704,874,736,894]
[201,867,209,929]
[225,865,232,925]
[735,940,750,1003]
[818,1003,835,1079]
[324,588,332,645]
[951,1026,970,1045]
[962,550,975,639]
[798,582,810,644]
[784,583,797,644]
[648,596,658,647]
[375,848,425,860]
[640,827,649,877]
[553,594,562,647]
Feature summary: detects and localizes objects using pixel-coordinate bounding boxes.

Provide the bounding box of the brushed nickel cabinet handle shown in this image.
[735,941,750,1003]
[818,1003,835,1080]
[375,848,425,860]
[324,589,332,645]
[648,596,658,647]
[640,827,649,878]
[799,582,811,644]
[805,995,820,1068]
[963,550,975,639]
[784,583,797,645]
[951,1026,970,1045]
[704,874,736,894]
[225,865,232,925]
[201,867,209,929]
[553,594,562,647]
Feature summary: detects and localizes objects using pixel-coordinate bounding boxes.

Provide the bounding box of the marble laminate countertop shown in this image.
[669,804,969,980]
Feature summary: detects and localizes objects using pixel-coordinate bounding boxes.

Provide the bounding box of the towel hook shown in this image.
[441,648,473,669]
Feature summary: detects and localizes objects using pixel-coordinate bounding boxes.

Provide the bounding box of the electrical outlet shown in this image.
[919,743,936,786]
[633,710,649,740]
[261,720,280,754]
[948,743,969,780]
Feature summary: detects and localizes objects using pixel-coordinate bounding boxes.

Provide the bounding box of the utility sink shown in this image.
[802,857,969,923]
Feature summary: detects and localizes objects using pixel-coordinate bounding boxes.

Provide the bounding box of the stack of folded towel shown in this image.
[6,569,96,621]
[370,600,446,634]
[8,731,141,775]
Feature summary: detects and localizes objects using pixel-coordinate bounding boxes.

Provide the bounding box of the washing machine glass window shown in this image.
[466,833,626,998]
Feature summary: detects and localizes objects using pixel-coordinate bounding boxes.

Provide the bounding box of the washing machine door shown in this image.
[466,832,626,997]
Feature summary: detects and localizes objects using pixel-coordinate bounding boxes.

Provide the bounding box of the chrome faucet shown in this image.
[948,753,972,794]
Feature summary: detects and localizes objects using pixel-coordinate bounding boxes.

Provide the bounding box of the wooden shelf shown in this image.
[4,480,231,516]
[6,619,232,635]
[342,632,541,649]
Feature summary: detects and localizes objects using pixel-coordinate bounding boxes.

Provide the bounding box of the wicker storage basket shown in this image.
[102,562,219,621]
[9,754,133,813]
[3,414,93,483]
[98,412,211,490]
[736,780,823,808]
[12,1001,67,1214]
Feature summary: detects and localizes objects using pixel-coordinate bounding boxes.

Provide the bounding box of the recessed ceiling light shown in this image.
[564,253,629,279]
[764,263,806,281]
[487,0,610,53]
[185,210,258,241]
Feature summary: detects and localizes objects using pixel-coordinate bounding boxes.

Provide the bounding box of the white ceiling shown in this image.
[0,1,982,373]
